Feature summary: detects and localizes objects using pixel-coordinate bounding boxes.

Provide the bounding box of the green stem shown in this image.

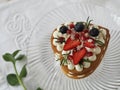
[13,63,27,90]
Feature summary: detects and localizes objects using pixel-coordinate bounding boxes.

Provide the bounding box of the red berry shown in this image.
[63,37,81,51]
[73,48,87,65]
[84,41,95,48]
[80,35,87,40]
[84,29,89,33]
[84,38,95,48]
[67,30,72,34]
[69,23,74,29]
[75,33,80,39]
[86,52,93,57]
[68,55,73,61]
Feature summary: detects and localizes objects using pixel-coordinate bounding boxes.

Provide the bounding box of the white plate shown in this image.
[27,3,120,90]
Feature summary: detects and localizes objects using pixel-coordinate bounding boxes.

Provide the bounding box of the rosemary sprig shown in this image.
[85,16,93,29]
[83,58,91,62]
[95,40,104,46]
[60,54,68,65]
[79,58,91,65]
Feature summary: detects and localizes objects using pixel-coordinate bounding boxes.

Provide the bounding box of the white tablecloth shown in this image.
[0,0,120,90]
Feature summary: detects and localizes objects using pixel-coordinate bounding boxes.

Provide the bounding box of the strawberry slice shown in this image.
[84,39,95,48]
[63,37,81,51]
[73,48,87,65]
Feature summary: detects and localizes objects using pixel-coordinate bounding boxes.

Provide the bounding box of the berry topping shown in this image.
[89,28,99,37]
[80,35,87,41]
[68,55,73,61]
[84,29,89,33]
[74,22,85,32]
[67,30,72,34]
[59,26,68,34]
[69,23,74,29]
[63,37,81,51]
[57,37,65,43]
[84,39,95,48]
[75,33,80,39]
[86,52,93,57]
[73,48,87,65]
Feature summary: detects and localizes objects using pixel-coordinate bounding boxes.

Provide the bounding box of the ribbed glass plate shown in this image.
[27,3,120,90]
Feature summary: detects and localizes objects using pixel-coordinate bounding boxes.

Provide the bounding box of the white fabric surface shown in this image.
[0,0,120,90]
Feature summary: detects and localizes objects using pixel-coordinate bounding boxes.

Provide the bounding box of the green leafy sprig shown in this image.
[3,50,27,90]
[2,50,42,90]
[60,54,68,65]
[85,16,93,29]
[79,58,91,65]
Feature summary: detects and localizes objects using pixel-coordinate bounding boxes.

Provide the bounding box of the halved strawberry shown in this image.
[73,48,87,65]
[84,42,95,48]
[84,39,95,48]
[63,37,81,51]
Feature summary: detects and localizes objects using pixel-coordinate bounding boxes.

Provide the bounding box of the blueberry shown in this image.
[89,28,99,37]
[74,22,85,32]
[59,26,68,34]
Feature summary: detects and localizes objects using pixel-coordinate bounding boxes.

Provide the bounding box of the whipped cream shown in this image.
[75,64,83,72]
[99,37,105,43]
[100,28,107,37]
[85,47,93,52]
[62,50,70,55]
[53,30,69,51]
[93,46,101,54]
[68,61,74,70]
[88,54,97,61]
[54,53,60,60]
[83,61,91,68]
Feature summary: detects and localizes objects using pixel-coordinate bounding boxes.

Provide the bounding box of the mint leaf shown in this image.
[12,50,21,57]
[3,53,15,62]
[16,54,25,61]
[36,87,43,90]
[7,74,19,86]
[20,65,27,78]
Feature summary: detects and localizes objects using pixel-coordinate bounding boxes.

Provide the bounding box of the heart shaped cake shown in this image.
[51,17,110,79]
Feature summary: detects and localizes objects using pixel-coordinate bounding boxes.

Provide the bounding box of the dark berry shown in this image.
[59,26,68,34]
[74,22,85,32]
[89,28,99,37]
